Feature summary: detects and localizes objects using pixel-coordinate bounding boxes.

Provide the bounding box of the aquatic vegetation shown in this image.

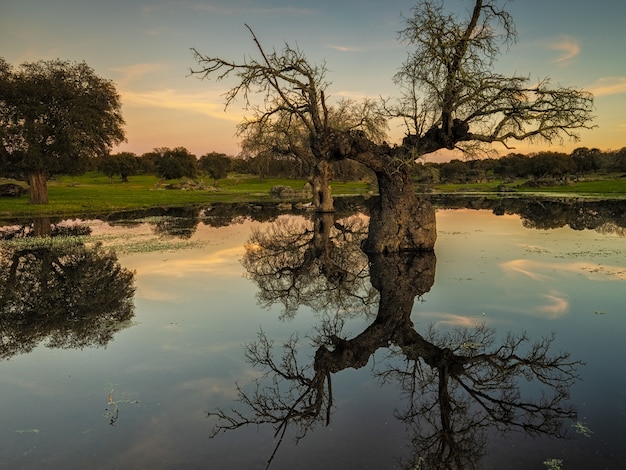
[1,234,89,250]
[104,388,140,426]
[543,458,563,470]
[572,421,593,437]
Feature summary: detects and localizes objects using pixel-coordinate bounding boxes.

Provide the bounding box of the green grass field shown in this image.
[430,174,626,196]
[0,173,370,218]
[2,171,625,218]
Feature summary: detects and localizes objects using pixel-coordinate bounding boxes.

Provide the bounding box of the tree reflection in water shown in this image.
[210,210,582,469]
[0,219,135,360]
[242,213,377,319]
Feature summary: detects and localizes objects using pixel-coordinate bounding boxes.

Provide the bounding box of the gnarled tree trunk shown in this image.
[323,129,436,253]
[362,166,436,253]
[309,160,334,213]
[28,170,49,205]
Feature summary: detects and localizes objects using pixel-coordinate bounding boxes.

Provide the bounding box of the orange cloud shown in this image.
[110,62,168,85]
[537,292,570,318]
[120,88,242,122]
[547,35,581,63]
[588,77,626,97]
[500,259,626,281]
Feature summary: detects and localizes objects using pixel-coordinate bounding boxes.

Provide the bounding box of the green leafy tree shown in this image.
[152,147,198,180]
[99,152,139,183]
[570,147,600,176]
[198,152,231,186]
[615,148,626,172]
[494,153,532,179]
[529,151,573,180]
[0,58,125,204]
[137,150,160,174]
[114,152,139,182]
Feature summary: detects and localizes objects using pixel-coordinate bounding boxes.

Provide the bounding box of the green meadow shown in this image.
[2,172,625,218]
[0,173,369,218]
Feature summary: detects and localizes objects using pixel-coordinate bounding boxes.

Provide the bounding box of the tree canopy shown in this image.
[199,151,231,186]
[0,58,125,203]
[145,146,198,180]
[392,0,595,154]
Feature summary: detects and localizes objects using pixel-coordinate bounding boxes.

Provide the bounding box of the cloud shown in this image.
[143,2,315,16]
[327,39,399,53]
[111,62,167,85]
[499,259,549,281]
[191,4,316,16]
[420,312,481,327]
[328,44,366,53]
[500,259,626,281]
[546,35,581,63]
[120,88,242,122]
[587,77,626,97]
[537,292,570,318]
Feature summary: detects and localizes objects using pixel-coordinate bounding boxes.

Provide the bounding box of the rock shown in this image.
[270,185,310,198]
[0,183,27,197]
[164,179,206,191]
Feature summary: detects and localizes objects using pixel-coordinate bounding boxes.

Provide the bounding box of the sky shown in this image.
[2,0,626,160]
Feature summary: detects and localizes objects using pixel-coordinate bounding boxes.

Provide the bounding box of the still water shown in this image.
[1,199,625,469]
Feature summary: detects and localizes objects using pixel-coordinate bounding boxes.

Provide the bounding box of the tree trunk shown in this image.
[362,167,436,253]
[309,160,334,213]
[28,170,49,204]
[322,129,436,252]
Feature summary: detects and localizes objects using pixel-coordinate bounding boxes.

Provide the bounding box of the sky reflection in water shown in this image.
[1,207,624,469]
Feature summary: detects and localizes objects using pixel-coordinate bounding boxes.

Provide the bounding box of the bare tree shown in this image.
[192,1,594,252]
[191,26,385,213]
[393,1,594,152]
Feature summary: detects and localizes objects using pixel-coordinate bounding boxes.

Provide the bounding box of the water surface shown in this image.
[1,201,624,469]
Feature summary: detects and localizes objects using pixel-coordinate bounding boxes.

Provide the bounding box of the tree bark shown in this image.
[321,130,437,253]
[309,160,335,213]
[28,170,49,204]
[362,167,437,253]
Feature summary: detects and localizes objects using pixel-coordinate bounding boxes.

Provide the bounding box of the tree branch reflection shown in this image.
[242,213,377,319]
[209,210,582,469]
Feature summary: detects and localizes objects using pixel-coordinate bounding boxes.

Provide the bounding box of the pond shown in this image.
[1,197,625,469]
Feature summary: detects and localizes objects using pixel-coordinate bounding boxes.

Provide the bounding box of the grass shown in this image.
[2,171,625,219]
[0,172,370,218]
[430,173,626,197]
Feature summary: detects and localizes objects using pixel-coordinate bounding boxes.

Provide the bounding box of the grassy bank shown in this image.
[429,173,626,196]
[2,171,625,219]
[0,173,370,218]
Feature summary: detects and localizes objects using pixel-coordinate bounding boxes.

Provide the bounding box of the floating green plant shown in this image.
[543,458,563,470]
[572,421,593,437]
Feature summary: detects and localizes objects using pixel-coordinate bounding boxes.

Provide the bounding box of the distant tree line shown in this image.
[417,147,626,185]
[97,147,234,184]
[97,145,626,187]
[97,146,372,184]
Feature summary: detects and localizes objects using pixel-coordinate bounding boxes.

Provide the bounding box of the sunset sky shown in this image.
[2,0,625,160]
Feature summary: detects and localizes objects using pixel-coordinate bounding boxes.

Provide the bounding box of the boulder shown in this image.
[0,183,27,197]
